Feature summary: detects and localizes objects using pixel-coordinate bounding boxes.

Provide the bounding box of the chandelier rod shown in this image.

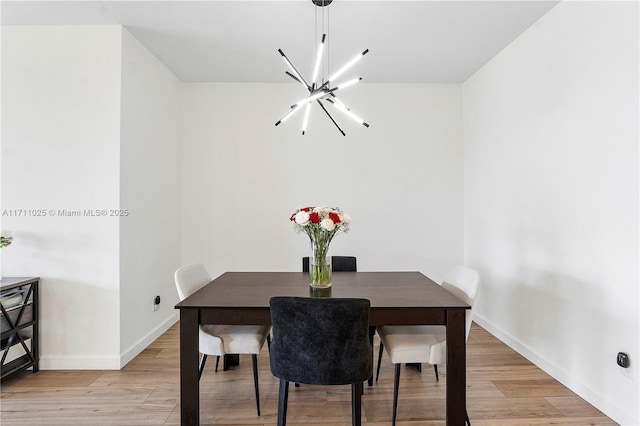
[317,100,345,136]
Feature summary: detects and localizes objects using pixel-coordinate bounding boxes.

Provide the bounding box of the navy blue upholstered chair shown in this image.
[269,297,372,426]
[302,255,357,272]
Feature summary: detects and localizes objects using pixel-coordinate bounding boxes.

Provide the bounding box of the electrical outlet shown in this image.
[153,295,161,311]
[617,352,633,378]
[617,352,630,368]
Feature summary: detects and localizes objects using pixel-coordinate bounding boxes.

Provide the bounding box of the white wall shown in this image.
[463,1,639,424]
[181,83,463,280]
[5,7,636,423]
[0,26,464,370]
[119,29,182,366]
[1,26,123,368]
[1,25,182,369]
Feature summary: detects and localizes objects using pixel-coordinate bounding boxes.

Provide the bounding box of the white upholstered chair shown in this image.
[174,262,270,416]
[375,265,480,426]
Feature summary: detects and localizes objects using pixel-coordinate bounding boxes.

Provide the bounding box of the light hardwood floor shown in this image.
[1,322,617,425]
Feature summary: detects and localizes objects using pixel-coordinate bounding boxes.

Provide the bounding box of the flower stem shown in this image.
[310,242,332,288]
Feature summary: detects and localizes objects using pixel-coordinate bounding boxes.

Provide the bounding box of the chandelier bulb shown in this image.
[301,103,311,135]
[328,50,369,83]
[334,77,362,91]
[328,98,369,128]
[311,34,327,87]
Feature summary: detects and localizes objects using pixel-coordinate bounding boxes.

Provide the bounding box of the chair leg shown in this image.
[406,362,422,372]
[277,379,289,426]
[466,410,471,426]
[252,354,261,416]
[352,381,363,426]
[198,354,207,379]
[223,354,239,371]
[368,326,376,386]
[376,341,384,382]
[434,364,439,381]
[392,363,401,426]
[215,355,220,372]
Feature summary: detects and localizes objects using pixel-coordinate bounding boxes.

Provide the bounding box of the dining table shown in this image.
[175,271,471,425]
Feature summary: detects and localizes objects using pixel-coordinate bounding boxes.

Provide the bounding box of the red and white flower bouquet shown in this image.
[290,206,351,288]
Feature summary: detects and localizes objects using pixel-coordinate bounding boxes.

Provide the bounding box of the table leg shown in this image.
[180,309,199,425]
[446,308,466,426]
[368,326,375,386]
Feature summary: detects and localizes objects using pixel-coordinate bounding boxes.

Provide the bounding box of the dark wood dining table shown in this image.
[175,271,471,425]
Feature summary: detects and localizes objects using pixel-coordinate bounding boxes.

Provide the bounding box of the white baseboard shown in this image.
[39,312,179,370]
[473,313,637,425]
[120,312,179,368]
[39,354,121,370]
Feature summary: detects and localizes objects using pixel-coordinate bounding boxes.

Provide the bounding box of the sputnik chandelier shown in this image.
[275,0,369,136]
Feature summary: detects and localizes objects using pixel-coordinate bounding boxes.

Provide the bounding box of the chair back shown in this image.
[302,256,357,272]
[269,297,372,386]
[442,265,480,340]
[175,262,212,301]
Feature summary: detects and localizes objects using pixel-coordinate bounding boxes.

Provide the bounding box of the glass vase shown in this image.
[309,244,332,288]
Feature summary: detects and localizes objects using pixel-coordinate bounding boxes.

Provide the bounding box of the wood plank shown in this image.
[2,370,104,387]
[471,418,617,425]
[546,396,613,418]
[493,379,576,398]
[0,322,616,425]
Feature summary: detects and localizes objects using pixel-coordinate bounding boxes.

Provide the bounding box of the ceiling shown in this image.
[1,0,560,83]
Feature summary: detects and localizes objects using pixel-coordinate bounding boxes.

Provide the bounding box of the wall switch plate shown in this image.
[617,352,630,368]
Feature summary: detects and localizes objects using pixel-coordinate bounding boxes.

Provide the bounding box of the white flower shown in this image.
[320,218,335,231]
[295,210,310,225]
[340,213,352,224]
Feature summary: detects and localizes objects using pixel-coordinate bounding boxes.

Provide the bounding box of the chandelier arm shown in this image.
[328,49,369,83]
[291,89,329,110]
[324,77,362,95]
[327,98,369,128]
[301,103,311,135]
[285,71,305,86]
[278,49,311,91]
[275,103,306,126]
[311,34,327,89]
[316,100,345,136]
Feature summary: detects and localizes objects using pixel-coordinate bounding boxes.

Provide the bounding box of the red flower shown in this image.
[328,212,341,224]
[301,207,312,212]
[289,213,296,221]
[309,212,320,223]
